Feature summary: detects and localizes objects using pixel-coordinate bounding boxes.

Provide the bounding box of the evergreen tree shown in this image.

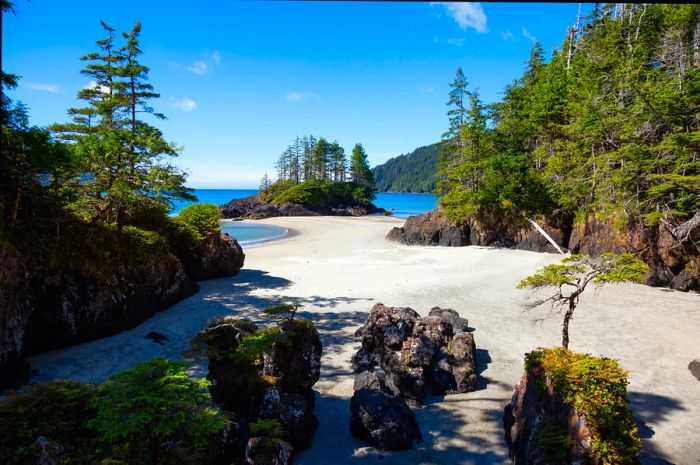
[350,143,375,189]
[330,142,347,182]
[313,137,332,181]
[259,173,271,191]
[51,21,192,230]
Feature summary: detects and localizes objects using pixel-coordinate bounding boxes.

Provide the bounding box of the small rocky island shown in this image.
[221,192,384,220]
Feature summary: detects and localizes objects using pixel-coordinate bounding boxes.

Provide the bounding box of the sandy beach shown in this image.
[27,216,700,465]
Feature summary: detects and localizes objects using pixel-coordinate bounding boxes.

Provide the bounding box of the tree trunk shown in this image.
[562,299,576,349]
[11,182,21,228]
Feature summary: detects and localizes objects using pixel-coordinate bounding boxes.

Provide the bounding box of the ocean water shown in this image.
[171,189,437,244]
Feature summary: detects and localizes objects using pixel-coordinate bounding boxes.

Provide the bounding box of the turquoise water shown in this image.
[171,189,437,244]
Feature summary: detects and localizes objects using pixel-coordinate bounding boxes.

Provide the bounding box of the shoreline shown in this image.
[21,215,699,465]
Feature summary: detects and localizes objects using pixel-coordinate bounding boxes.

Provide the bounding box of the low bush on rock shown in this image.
[504,347,641,465]
[174,203,222,243]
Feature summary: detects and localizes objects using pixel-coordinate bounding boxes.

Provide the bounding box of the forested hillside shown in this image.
[438,4,698,240]
[372,144,439,193]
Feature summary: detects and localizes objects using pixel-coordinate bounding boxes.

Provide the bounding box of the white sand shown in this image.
[27,216,700,465]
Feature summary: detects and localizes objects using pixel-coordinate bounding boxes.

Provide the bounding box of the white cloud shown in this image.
[21,82,60,93]
[501,30,515,41]
[284,91,320,103]
[446,37,466,47]
[433,2,487,33]
[421,85,436,93]
[171,97,197,112]
[522,27,537,43]
[211,51,221,65]
[84,80,109,93]
[187,60,208,75]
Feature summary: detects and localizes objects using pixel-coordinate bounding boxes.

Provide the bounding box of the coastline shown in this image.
[24,215,700,464]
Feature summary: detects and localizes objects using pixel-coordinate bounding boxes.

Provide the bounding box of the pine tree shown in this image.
[259,173,271,191]
[330,142,347,182]
[51,21,192,230]
[350,143,374,189]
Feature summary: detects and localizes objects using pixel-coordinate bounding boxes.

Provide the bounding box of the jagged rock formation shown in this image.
[387,208,566,253]
[220,195,384,220]
[202,317,322,464]
[349,304,477,450]
[388,208,699,292]
[0,232,245,389]
[349,388,421,451]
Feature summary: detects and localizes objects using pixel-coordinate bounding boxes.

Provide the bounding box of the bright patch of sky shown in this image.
[3,1,590,188]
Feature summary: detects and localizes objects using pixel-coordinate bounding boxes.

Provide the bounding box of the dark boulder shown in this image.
[358,303,419,351]
[689,358,700,381]
[202,317,322,461]
[265,320,322,392]
[386,208,470,246]
[353,304,478,403]
[177,232,245,281]
[349,388,421,451]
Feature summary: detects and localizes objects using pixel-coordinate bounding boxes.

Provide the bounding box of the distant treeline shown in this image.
[372,144,439,193]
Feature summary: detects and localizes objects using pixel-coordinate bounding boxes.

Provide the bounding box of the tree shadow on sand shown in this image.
[296,391,509,465]
[627,391,686,465]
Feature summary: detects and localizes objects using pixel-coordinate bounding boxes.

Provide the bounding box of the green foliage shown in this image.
[350,143,375,191]
[372,144,439,193]
[89,358,225,465]
[0,381,99,464]
[233,328,283,364]
[437,5,700,227]
[273,180,329,206]
[174,203,221,242]
[525,348,641,464]
[532,421,573,464]
[249,418,284,439]
[263,303,298,321]
[258,179,297,204]
[593,253,651,284]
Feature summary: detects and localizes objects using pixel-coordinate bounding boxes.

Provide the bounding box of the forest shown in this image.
[436,3,699,242]
[372,144,439,193]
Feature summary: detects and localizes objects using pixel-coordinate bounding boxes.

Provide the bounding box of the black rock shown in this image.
[145,331,169,344]
[349,388,421,451]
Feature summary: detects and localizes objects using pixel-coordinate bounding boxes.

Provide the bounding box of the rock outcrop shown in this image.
[220,195,384,220]
[569,214,699,292]
[349,388,421,451]
[387,208,566,253]
[202,317,322,463]
[0,232,245,389]
[388,208,699,292]
[504,349,641,465]
[349,304,477,450]
[353,304,477,404]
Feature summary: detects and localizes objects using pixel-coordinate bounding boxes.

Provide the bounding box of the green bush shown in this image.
[0,381,99,465]
[273,180,329,206]
[89,358,225,465]
[525,348,641,464]
[174,203,221,242]
[258,179,297,204]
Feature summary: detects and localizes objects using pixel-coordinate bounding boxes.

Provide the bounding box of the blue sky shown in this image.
[3,1,590,188]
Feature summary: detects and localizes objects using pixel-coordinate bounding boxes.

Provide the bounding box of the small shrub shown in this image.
[533,422,573,464]
[89,358,225,465]
[174,203,221,242]
[0,380,99,464]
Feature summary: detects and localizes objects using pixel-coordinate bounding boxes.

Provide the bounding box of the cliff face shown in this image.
[387,208,566,253]
[0,232,245,389]
[387,208,698,292]
[569,214,699,291]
